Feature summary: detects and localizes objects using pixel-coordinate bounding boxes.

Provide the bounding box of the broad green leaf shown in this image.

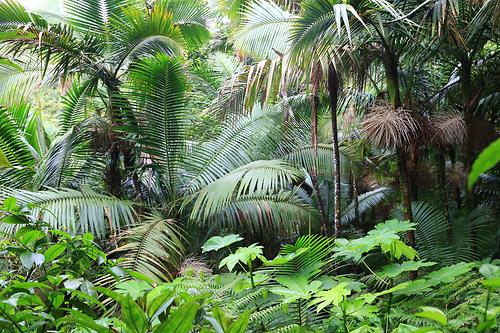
[153,301,200,333]
[20,251,45,269]
[219,244,264,271]
[380,261,435,278]
[64,278,83,290]
[44,243,67,262]
[121,296,148,333]
[482,277,500,289]
[57,316,113,333]
[426,262,474,285]
[202,234,243,253]
[16,228,45,246]
[310,282,351,312]
[116,280,152,299]
[468,138,500,189]
[2,197,18,212]
[416,306,447,326]
[271,275,322,303]
[147,293,175,321]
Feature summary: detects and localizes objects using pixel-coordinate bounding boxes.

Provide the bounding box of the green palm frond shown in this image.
[264,234,335,278]
[0,1,102,81]
[126,53,187,200]
[0,187,135,238]
[161,0,211,49]
[0,58,45,104]
[65,0,127,34]
[0,105,37,167]
[188,159,305,221]
[341,187,392,225]
[232,0,293,59]
[58,78,98,134]
[200,190,317,234]
[182,108,280,194]
[409,201,496,265]
[109,4,185,72]
[113,211,187,282]
[34,121,105,189]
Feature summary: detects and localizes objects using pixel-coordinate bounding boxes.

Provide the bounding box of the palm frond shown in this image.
[109,4,185,72]
[197,189,317,235]
[58,78,98,134]
[113,211,187,282]
[0,187,135,238]
[160,0,211,49]
[341,187,392,225]
[65,0,127,34]
[182,108,281,194]
[34,120,105,189]
[232,0,293,59]
[362,102,420,150]
[126,53,187,200]
[265,234,336,278]
[409,201,496,265]
[188,159,305,222]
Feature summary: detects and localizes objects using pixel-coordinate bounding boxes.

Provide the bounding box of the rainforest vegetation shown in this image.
[0,0,499,332]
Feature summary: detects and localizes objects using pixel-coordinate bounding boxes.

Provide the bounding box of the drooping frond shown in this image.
[188,159,305,221]
[233,0,293,59]
[0,105,38,188]
[205,190,317,235]
[113,211,187,282]
[126,54,187,199]
[34,120,105,189]
[410,201,496,265]
[65,0,127,34]
[108,4,185,72]
[341,187,392,225]
[58,78,98,134]
[430,113,467,147]
[265,234,336,278]
[182,108,280,194]
[362,102,420,150]
[160,0,210,49]
[0,187,135,238]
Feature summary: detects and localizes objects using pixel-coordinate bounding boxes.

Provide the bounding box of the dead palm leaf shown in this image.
[362,101,420,150]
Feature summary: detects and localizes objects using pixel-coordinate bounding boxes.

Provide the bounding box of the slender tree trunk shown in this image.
[327,63,342,238]
[382,48,416,279]
[461,59,478,210]
[352,170,360,224]
[310,68,329,235]
[106,143,122,197]
[436,151,451,235]
[449,148,461,209]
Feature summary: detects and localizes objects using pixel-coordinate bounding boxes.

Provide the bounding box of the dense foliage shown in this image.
[0,0,498,332]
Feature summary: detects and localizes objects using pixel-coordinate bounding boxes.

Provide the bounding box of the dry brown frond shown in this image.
[178,256,212,277]
[362,102,420,150]
[431,113,467,147]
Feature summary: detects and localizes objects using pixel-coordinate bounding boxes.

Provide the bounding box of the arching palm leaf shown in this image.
[125,53,187,200]
[112,211,187,282]
[0,187,135,239]
[233,0,293,59]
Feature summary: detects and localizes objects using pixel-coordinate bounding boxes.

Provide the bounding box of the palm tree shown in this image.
[0,0,210,196]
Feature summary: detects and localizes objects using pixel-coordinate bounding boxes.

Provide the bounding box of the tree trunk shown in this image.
[327,63,342,238]
[436,151,451,236]
[310,68,329,235]
[106,143,122,197]
[352,170,360,224]
[449,148,461,209]
[382,48,416,279]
